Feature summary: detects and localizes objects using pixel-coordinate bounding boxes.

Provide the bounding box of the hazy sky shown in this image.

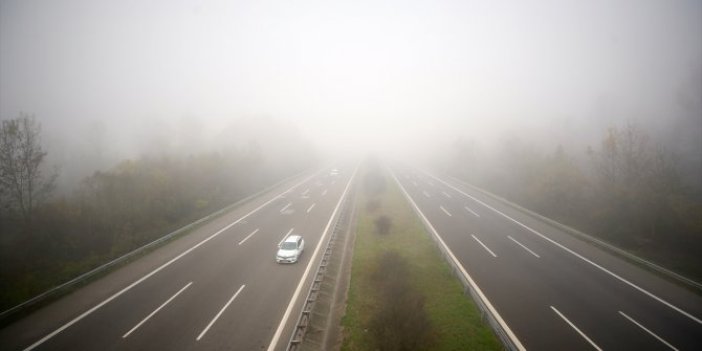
[1,0,700,157]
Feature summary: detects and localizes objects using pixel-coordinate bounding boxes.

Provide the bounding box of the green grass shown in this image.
[341,168,501,350]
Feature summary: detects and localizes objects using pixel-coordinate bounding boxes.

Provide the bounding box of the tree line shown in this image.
[0,114,316,312]
[448,123,702,281]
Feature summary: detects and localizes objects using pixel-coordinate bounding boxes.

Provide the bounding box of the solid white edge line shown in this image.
[472,234,498,258]
[21,172,318,351]
[464,206,480,217]
[390,169,526,351]
[426,171,702,325]
[238,228,260,246]
[439,205,452,217]
[550,306,602,351]
[266,163,359,351]
[196,284,246,341]
[508,236,540,258]
[122,281,193,338]
[618,311,679,351]
[279,228,295,246]
[306,203,316,214]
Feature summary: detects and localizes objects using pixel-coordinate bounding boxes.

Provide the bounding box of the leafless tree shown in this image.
[0,113,56,221]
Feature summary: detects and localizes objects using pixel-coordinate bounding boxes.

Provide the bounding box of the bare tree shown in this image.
[0,113,56,221]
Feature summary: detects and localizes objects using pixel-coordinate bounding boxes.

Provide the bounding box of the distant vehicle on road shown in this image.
[276,235,305,263]
[330,168,340,176]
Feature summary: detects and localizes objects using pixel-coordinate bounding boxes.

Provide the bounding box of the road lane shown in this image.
[267,165,358,351]
[1,165,357,351]
[391,164,702,350]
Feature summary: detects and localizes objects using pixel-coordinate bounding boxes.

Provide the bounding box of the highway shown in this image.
[391,164,702,350]
[0,165,357,351]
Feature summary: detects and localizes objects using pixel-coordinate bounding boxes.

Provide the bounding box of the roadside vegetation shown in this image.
[0,113,316,313]
[449,123,702,281]
[341,159,501,351]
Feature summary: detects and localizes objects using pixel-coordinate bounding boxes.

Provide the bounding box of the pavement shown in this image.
[390,164,702,350]
[0,163,358,351]
[4,160,700,351]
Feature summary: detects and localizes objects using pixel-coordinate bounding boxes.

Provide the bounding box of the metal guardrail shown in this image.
[286,181,355,351]
[390,169,523,351]
[429,234,519,351]
[0,170,311,323]
[447,175,702,293]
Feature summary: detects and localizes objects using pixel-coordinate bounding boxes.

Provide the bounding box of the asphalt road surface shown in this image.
[3,161,700,351]
[391,164,702,350]
[0,164,357,351]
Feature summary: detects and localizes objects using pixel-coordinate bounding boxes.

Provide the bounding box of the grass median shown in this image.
[340,164,501,350]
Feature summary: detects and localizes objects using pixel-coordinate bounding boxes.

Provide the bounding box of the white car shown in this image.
[276,235,305,263]
[330,168,340,176]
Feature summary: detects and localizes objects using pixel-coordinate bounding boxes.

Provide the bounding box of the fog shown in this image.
[1,0,701,189]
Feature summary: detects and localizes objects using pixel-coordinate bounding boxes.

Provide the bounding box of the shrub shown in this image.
[370,251,434,350]
[374,215,392,235]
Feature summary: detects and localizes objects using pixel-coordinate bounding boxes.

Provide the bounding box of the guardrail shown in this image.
[447,175,702,293]
[0,170,311,323]
[391,169,524,351]
[286,180,356,351]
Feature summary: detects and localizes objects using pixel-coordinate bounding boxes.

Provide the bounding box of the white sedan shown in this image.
[276,235,305,263]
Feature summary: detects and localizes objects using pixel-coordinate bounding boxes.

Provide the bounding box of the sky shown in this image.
[1,0,701,164]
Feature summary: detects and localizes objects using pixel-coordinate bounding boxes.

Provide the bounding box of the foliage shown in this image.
[0,115,317,312]
[450,123,702,279]
[589,124,687,243]
[342,163,501,351]
[374,215,392,235]
[0,113,56,222]
[370,251,433,351]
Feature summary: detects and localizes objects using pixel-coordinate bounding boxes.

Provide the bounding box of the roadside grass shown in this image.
[341,167,501,350]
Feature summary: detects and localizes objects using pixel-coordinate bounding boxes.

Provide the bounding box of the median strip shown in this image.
[341,163,501,350]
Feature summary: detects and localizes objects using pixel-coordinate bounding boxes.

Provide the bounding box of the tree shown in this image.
[529,145,587,221]
[0,113,56,221]
[589,123,683,241]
